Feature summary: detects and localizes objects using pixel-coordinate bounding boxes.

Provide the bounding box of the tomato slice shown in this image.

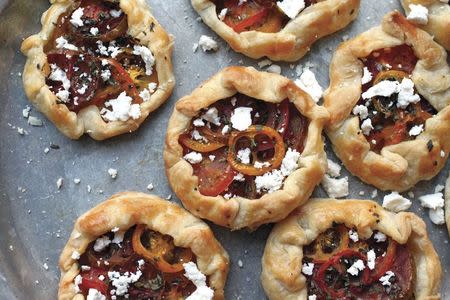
[285,103,308,153]
[193,149,237,197]
[266,99,290,138]
[78,267,109,296]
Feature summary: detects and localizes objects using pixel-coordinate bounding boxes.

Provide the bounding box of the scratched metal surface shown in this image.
[0,0,449,299]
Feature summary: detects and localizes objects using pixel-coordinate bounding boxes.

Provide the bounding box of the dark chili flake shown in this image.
[150,22,155,32]
[50,144,60,150]
[427,140,433,152]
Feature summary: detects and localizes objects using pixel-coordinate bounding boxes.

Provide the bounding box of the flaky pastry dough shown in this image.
[402,0,450,50]
[58,192,229,300]
[445,172,450,236]
[261,199,442,300]
[324,11,450,192]
[21,0,175,140]
[164,66,329,230]
[191,0,360,62]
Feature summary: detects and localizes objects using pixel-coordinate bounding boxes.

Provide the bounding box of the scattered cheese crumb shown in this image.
[407,4,429,25]
[367,249,376,270]
[321,175,349,198]
[230,107,253,131]
[71,251,81,260]
[347,259,365,276]
[132,45,155,76]
[147,183,154,191]
[198,35,218,52]
[277,0,306,19]
[266,64,281,74]
[374,232,387,243]
[56,178,63,189]
[295,67,323,103]
[409,124,424,136]
[100,92,141,122]
[302,262,314,276]
[70,8,84,27]
[348,230,359,242]
[361,118,374,136]
[361,67,373,84]
[379,271,395,286]
[183,262,214,300]
[184,152,203,164]
[382,192,412,212]
[108,168,118,179]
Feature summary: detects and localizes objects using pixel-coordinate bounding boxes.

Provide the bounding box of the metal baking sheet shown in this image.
[0,0,449,298]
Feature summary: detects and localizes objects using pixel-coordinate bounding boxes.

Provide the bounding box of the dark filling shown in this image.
[357,44,436,153]
[213,0,316,33]
[179,94,309,199]
[77,225,197,299]
[303,224,415,299]
[43,0,158,113]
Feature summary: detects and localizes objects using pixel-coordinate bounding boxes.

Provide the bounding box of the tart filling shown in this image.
[44,0,158,121]
[73,225,212,299]
[354,44,436,153]
[214,0,316,33]
[179,94,309,199]
[302,223,414,299]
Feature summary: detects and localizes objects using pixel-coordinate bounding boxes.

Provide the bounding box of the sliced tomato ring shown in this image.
[309,225,351,263]
[266,99,290,138]
[369,240,397,283]
[285,104,308,153]
[179,134,226,153]
[91,58,140,107]
[78,267,109,295]
[71,0,128,42]
[228,125,285,176]
[193,148,237,196]
[132,225,193,273]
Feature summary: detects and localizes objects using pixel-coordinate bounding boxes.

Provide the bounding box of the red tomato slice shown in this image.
[285,103,308,153]
[78,267,108,296]
[193,149,237,197]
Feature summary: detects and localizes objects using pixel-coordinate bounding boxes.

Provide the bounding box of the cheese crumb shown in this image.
[409,124,424,136]
[295,67,323,103]
[429,207,445,225]
[237,148,251,164]
[361,119,374,136]
[361,67,373,84]
[379,271,395,286]
[347,259,365,276]
[230,107,253,131]
[302,262,314,276]
[419,193,444,209]
[71,251,81,260]
[70,8,84,27]
[198,35,218,52]
[133,45,155,76]
[348,230,359,242]
[94,236,111,252]
[382,192,412,212]
[87,288,106,300]
[108,168,118,179]
[321,175,349,198]
[353,105,369,120]
[407,4,429,25]
[184,152,203,164]
[218,8,228,20]
[266,64,281,74]
[56,178,63,189]
[277,0,306,19]
[55,36,78,51]
[326,159,341,178]
[100,92,141,122]
[367,249,376,270]
[183,262,214,300]
[374,232,387,242]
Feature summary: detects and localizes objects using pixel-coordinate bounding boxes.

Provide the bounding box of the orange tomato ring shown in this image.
[131,225,193,273]
[179,134,226,153]
[227,125,285,176]
[373,69,408,84]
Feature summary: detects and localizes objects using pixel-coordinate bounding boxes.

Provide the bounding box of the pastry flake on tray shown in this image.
[324,11,450,192]
[261,199,442,299]
[191,0,361,62]
[58,192,229,300]
[164,66,329,230]
[401,0,450,50]
[21,0,175,140]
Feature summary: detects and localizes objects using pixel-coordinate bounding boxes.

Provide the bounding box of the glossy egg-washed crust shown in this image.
[164,66,329,230]
[21,0,175,140]
[402,0,450,50]
[58,192,229,300]
[191,0,360,62]
[324,11,450,192]
[261,199,442,300]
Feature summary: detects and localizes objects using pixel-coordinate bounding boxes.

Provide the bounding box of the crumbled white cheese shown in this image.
[348,230,359,242]
[277,0,306,19]
[183,262,214,300]
[49,64,71,91]
[56,178,63,189]
[308,296,317,300]
[74,274,82,293]
[295,67,323,103]
[132,45,155,76]
[435,184,445,193]
[112,231,125,245]
[230,107,253,131]
[218,8,228,20]
[397,78,421,109]
[192,130,206,141]
[367,249,376,270]
[379,271,395,286]
[184,152,203,164]
[147,183,154,191]
[419,193,444,209]
[237,148,251,164]
[71,251,81,260]
[254,161,271,169]
[280,148,300,176]
[233,173,245,182]
[94,236,111,252]
[221,125,230,134]
[108,168,118,179]
[108,269,142,296]
[353,105,369,120]
[55,36,78,51]
[255,170,284,193]
[361,118,374,136]
[429,207,445,225]
[326,159,341,178]
[258,59,272,68]
[441,150,446,158]
[347,259,365,276]
[407,4,429,25]
[90,27,99,36]
[266,64,281,74]
[101,69,111,82]
[362,80,399,100]
[87,288,106,300]
[55,90,70,103]
[409,124,424,136]
[201,107,221,125]
[374,232,387,243]
[110,9,122,18]
[198,35,218,52]
[23,106,31,118]
[321,175,349,198]
[193,118,205,127]
[100,92,141,122]
[361,67,373,84]
[28,116,43,126]
[70,8,84,27]
[382,192,412,212]
[302,262,314,276]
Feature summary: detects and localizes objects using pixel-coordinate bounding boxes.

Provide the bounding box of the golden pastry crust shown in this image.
[445,172,450,235]
[402,0,450,50]
[324,11,450,192]
[58,192,229,300]
[164,66,329,230]
[21,0,175,140]
[261,198,442,300]
[191,0,360,62]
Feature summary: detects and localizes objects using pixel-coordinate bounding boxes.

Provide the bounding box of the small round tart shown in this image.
[261,199,442,299]
[58,192,229,300]
[401,0,450,50]
[324,11,450,192]
[21,0,175,140]
[164,66,328,230]
[191,0,360,62]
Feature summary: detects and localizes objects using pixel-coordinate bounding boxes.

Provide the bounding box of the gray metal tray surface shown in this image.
[0,0,449,299]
